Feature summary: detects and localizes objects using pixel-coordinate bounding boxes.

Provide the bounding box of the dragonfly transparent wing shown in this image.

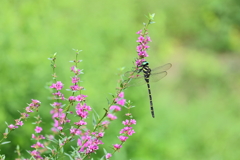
[151,63,172,73]
[123,63,172,87]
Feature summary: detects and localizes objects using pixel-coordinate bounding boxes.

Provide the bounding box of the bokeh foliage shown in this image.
[0,0,240,159]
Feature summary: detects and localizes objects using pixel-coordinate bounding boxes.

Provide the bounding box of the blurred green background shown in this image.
[1,0,240,159]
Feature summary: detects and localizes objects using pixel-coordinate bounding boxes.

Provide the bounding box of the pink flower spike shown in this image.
[107,114,117,120]
[35,126,42,133]
[106,153,112,159]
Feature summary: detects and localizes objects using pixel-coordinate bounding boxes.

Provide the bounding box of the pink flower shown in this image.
[75,103,91,119]
[116,99,126,106]
[119,135,128,142]
[70,85,83,91]
[68,96,76,101]
[25,106,33,112]
[74,120,87,126]
[8,124,18,129]
[70,128,81,135]
[30,150,42,159]
[75,95,87,101]
[70,66,82,75]
[136,59,146,67]
[107,114,117,120]
[15,120,24,126]
[136,35,145,43]
[31,99,41,105]
[101,120,110,128]
[72,76,80,83]
[98,132,104,138]
[50,81,63,90]
[109,105,121,112]
[118,92,124,98]
[35,126,42,133]
[106,153,112,159]
[120,126,135,136]
[31,142,44,148]
[122,119,137,125]
[113,144,122,150]
[136,30,142,35]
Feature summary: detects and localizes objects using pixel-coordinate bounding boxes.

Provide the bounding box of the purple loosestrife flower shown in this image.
[8,124,18,129]
[71,66,82,75]
[75,95,87,101]
[70,128,81,135]
[32,134,45,141]
[107,113,117,120]
[77,132,104,154]
[70,84,84,91]
[74,120,87,126]
[50,108,70,132]
[101,120,110,129]
[116,99,126,106]
[115,92,126,106]
[72,76,80,83]
[15,119,24,126]
[113,144,122,150]
[30,150,43,159]
[118,135,128,142]
[76,103,91,119]
[50,81,64,90]
[122,119,136,125]
[31,142,44,149]
[105,153,112,159]
[120,126,135,136]
[35,126,42,133]
[109,105,121,112]
[68,96,76,102]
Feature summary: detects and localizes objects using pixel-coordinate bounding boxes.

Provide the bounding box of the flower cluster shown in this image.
[77,131,104,154]
[49,81,70,132]
[115,119,136,150]
[29,116,45,159]
[135,30,152,66]
[6,99,41,133]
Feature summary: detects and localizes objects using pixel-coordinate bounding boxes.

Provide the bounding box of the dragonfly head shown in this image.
[141,61,149,66]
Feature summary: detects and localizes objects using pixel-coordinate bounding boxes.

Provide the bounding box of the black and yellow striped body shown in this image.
[139,61,155,118]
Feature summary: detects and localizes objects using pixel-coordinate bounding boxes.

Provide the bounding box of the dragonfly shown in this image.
[124,61,172,118]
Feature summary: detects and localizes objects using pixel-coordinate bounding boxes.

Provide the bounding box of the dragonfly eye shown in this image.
[142,61,149,66]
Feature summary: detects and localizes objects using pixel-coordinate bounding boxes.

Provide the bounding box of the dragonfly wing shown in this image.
[123,63,172,87]
[124,70,146,87]
[126,75,146,87]
[151,63,172,73]
[149,71,167,83]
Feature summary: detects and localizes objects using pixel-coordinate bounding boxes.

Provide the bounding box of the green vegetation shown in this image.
[0,0,240,159]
